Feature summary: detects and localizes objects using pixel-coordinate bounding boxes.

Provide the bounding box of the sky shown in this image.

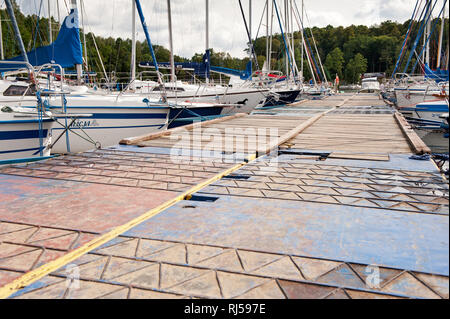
[7,0,447,59]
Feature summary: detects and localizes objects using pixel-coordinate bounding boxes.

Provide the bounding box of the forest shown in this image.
[1,1,448,84]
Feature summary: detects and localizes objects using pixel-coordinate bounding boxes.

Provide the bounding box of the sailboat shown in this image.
[217,0,332,106]
[123,0,271,121]
[387,0,449,153]
[390,0,449,110]
[0,0,237,153]
[0,105,55,162]
[236,0,302,107]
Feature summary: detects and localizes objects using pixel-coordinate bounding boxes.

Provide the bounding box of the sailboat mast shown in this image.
[134,0,164,87]
[0,10,4,60]
[5,0,28,63]
[249,0,252,63]
[70,0,82,83]
[425,0,431,66]
[284,0,289,80]
[446,42,449,70]
[167,0,175,83]
[266,0,269,68]
[48,0,52,43]
[56,0,60,24]
[290,0,294,79]
[205,0,209,50]
[304,39,316,85]
[238,0,259,71]
[268,0,273,71]
[300,0,304,82]
[80,0,88,69]
[436,1,446,69]
[130,0,136,89]
[205,0,209,83]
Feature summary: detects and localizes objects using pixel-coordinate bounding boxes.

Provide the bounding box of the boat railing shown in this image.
[393,73,443,89]
[34,63,67,93]
[0,61,38,107]
[136,70,161,93]
[0,61,36,78]
[394,73,423,85]
[245,70,304,92]
[160,73,184,105]
[115,70,169,103]
[0,62,67,108]
[0,61,56,157]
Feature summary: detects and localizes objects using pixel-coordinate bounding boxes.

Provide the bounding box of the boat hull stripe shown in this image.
[0,130,49,141]
[87,113,168,119]
[51,124,166,130]
[0,147,43,155]
[0,119,54,124]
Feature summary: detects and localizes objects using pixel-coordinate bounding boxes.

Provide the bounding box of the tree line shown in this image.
[1,2,448,84]
[251,19,448,83]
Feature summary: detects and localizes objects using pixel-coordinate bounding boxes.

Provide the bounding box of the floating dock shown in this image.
[0,93,448,299]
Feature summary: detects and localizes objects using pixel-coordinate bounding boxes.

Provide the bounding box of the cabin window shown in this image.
[3,85,36,96]
[152,86,185,92]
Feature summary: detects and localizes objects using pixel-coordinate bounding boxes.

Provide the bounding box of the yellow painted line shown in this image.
[0,153,257,299]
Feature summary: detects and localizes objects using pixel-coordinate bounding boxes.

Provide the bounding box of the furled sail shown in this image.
[2,9,83,71]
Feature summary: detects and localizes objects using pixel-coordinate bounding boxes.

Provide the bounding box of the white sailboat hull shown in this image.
[0,94,170,154]
[174,90,268,115]
[50,106,169,154]
[394,89,446,108]
[360,78,381,92]
[141,88,269,115]
[400,101,449,123]
[0,116,55,161]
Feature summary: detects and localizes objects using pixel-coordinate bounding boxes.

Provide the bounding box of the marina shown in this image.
[0,93,448,299]
[0,0,448,304]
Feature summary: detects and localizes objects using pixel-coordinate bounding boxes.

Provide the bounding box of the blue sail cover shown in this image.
[141,51,253,81]
[424,64,449,83]
[140,50,212,79]
[1,9,83,72]
[211,61,252,80]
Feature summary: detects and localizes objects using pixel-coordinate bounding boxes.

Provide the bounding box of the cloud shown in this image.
[10,0,446,59]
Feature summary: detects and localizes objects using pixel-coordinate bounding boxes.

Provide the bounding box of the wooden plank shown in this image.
[394,112,431,155]
[336,95,355,107]
[120,113,247,145]
[259,107,337,155]
[287,99,309,106]
[280,111,413,154]
[281,145,411,154]
[328,152,390,161]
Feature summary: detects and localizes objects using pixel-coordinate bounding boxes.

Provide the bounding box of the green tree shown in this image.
[325,47,345,78]
[345,53,368,83]
[2,3,448,83]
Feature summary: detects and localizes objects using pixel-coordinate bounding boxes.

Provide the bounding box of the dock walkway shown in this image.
[0,93,448,299]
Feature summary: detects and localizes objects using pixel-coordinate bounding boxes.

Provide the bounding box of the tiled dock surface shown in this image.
[0,94,448,299]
